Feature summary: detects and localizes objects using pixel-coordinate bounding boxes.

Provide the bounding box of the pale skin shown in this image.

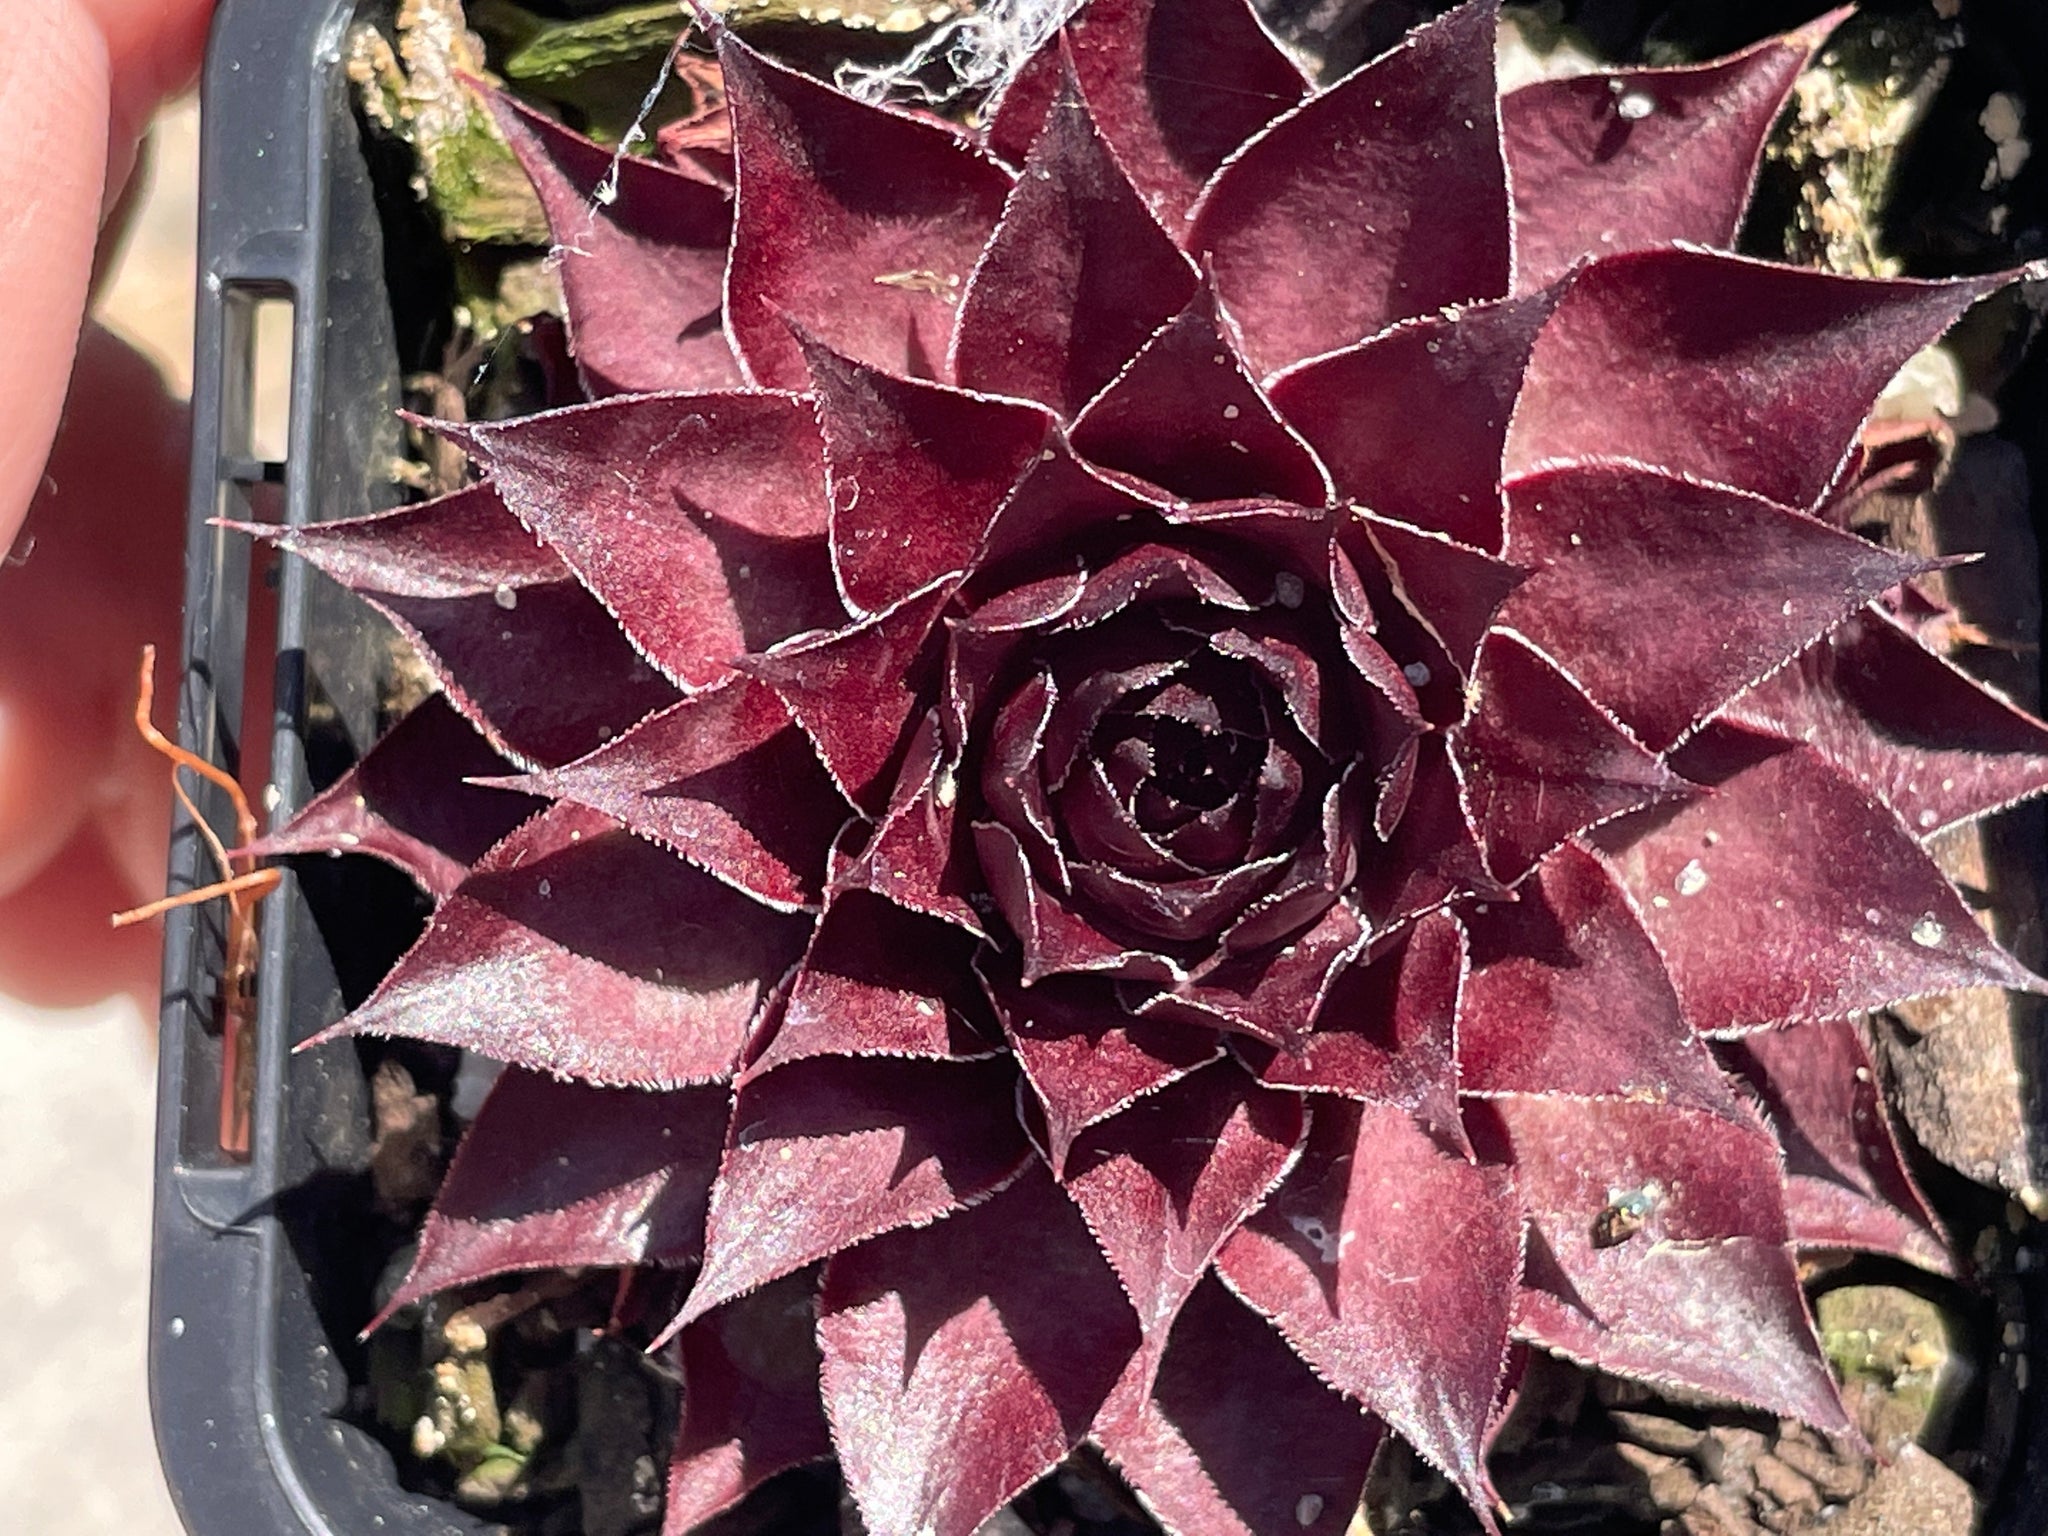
[0,0,216,1008]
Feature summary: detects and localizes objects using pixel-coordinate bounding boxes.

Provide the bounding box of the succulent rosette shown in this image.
[240,1,2048,1531]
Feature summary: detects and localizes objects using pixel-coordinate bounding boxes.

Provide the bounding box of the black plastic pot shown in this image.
[147,0,503,1529]
[149,1,2048,1533]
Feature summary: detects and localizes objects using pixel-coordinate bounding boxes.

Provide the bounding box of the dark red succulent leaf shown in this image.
[719,36,1013,387]
[241,693,535,900]
[1138,900,1366,1050]
[796,333,1053,616]
[675,1053,1030,1329]
[1188,0,1510,378]
[489,677,848,909]
[982,23,1064,170]
[1356,509,1526,683]
[834,709,986,932]
[1506,251,2009,510]
[1460,843,1739,1117]
[313,803,808,1085]
[1501,463,1940,750]
[664,1270,832,1535]
[1352,734,1508,927]
[1057,0,1308,225]
[374,1066,727,1327]
[1721,609,2048,836]
[740,579,954,813]
[990,967,1224,1174]
[751,888,997,1074]
[233,487,680,767]
[1721,1021,1950,1272]
[1218,1098,1521,1524]
[1069,284,1331,507]
[951,57,1199,418]
[1501,14,1836,292]
[977,816,1191,984]
[817,1167,1141,1536]
[1243,909,1464,1145]
[448,392,840,690]
[486,88,741,394]
[1061,1059,1305,1376]
[1598,731,2044,1034]
[1451,630,1683,886]
[1476,1094,1852,1436]
[1271,292,1554,553]
[972,428,1163,584]
[1093,1273,1383,1536]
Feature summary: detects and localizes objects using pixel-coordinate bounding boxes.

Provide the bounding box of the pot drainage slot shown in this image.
[218,285,295,480]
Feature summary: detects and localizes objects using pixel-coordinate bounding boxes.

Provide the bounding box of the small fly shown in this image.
[1592,1181,1663,1249]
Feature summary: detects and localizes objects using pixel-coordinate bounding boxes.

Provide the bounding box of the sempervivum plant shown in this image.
[240,0,2048,1530]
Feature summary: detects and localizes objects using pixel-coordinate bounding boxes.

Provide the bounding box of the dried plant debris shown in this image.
[275,1,2048,1533]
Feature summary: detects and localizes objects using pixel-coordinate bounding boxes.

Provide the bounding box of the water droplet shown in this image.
[493,582,518,610]
[1912,915,1946,948]
[1295,1494,1325,1527]
[169,1317,186,1338]
[1403,661,1432,687]
[1674,859,1708,897]
[262,783,283,812]
[538,879,552,898]
[1274,572,1305,609]
[1616,90,1656,121]
[1425,339,1441,354]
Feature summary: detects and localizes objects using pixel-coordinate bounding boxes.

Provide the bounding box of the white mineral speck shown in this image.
[1674,859,1708,897]
[1222,403,1241,420]
[1918,808,1939,829]
[1912,915,1946,948]
[1288,1214,1341,1264]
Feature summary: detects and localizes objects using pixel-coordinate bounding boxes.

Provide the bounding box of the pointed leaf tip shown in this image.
[952,60,1199,417]
[819,1169,1140,1536]
[486,88,740,394]
[1503,23,1826,290]
[1218,1100,1520,1520]
[721,35,1012,387]
[1189,0,1510,376]
[1508,251,2009,510]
